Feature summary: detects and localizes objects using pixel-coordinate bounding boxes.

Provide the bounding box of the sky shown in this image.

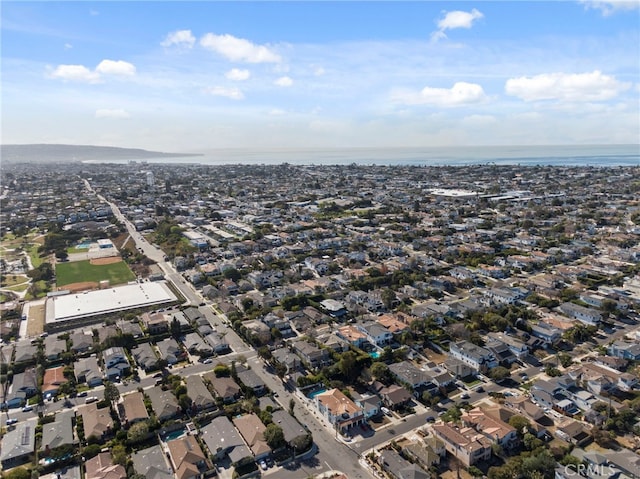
[2,1,639,152]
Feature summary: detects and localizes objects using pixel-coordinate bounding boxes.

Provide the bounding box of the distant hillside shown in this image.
[0,144,202,163]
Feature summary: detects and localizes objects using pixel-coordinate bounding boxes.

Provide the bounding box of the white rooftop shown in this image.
[46,281,177,323]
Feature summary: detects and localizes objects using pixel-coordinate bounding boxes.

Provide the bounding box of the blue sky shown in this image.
[2,1,639,152]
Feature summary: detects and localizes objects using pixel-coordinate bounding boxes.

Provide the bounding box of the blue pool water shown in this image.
[163,429,186,441]
[370,351,381,359]
[307,388,327,399]
[76,241,92,249]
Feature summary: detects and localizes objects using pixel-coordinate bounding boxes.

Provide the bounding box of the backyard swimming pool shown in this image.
[162,429,186,442]
[307,388,327,399]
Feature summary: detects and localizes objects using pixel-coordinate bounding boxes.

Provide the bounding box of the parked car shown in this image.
[22,405,33,412]
[84,396,98,404]
[460,393,470,399]
[78,391,88,397]
[6,418,18,426]
[381,407,391,416]
[259,460,268,471]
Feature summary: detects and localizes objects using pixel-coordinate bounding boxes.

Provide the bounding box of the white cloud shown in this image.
[313,66,325,76]
[505,70,630,101]
[269,108,286,116]
[48,64,101,83]
[391,81,488,107]
[225,68,251,81]
[205,86,244,100]
[95,109,130,119]
[161,30,196,48]
[95,59,136,76]
[580,0,640,16]
[64,43,73,50]
[200,33,281,63]
[274,76,293,87]
[432,8,484,42]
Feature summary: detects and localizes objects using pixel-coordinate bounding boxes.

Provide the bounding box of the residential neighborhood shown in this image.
[1,161,640,479]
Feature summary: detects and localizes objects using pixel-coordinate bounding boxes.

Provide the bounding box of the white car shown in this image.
[22,405,33,412]
[259,460,268,471]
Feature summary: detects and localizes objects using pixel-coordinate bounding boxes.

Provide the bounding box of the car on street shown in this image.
[475,386,484,393]
[22,405,33,412]
[6,418,18,426]
[259,460,268,471]
[460,393,470,399]
[78,391,88,397]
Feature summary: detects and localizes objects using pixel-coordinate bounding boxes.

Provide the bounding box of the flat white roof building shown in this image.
[45,282,177,326]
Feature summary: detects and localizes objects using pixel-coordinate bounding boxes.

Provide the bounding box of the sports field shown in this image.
[56,258,135,288]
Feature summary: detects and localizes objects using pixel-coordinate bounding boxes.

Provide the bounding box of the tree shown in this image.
[127,421,150,444]
[488,366,511,382]
[112,444,127,466]
[508,415,531,436]
[337,351,358,381]
[170,317,181,338]
[4,468,30,479]
[103,380,120,404]
[264,423,285,449]
[370,362,390,382]
[213,363,230,377]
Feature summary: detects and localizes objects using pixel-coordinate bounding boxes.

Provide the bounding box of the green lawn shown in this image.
[56,260,135,287]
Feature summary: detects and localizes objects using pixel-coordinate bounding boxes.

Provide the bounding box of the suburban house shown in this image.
[200,416,252,466]
[233,413,272,460]
[485,332,529,359]
[102,346,130,380]
[607,340,640,361]
[132,343,159,372]
[79,403,113,441]
[132,445,174,479]
[157,338,186,365]
[461,407,518,450]
[448,341,498,373]
[0,418,37,469]
[5,368,38,408]
[336,325,367,348]
[378,449,430,479]
[74,356,103,387]
[71,331,94,353]
[166,435,207,479]
[388,361,434,390]
[142,312,169,334]
[431,423,492,467]
[118,391,149,426]
[41,411,77,456]
[146,386,180,422]
[356,321,393,347]
[557,302,602,326]
[85,452,126,479]
[378,384,412,410]
[271,410,309,447]
[185,375,216,412]
[530,322,562,345]
[291,340,331,370]
[42,366,67,398]
[236,365,267,396]
[315,388,365,435]
[204,373,241,403]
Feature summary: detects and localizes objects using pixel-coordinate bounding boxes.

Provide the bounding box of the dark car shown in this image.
[476,386,484,393]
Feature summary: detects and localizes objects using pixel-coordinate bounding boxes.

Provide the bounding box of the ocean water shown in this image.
[84,144,640,167]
